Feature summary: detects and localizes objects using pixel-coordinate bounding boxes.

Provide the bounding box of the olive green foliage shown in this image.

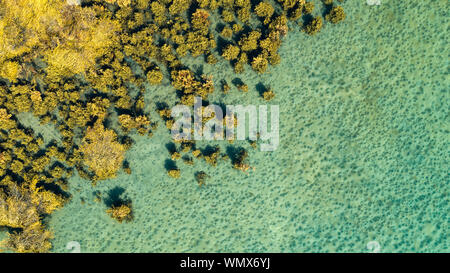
[305,16,323,35]
[107,203,133,222]
[326,5,346,24]
[222,45,240,61]
[303,1,315,14]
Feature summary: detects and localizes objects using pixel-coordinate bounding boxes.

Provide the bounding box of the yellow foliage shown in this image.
[105,0,131,7]
[80,120,125,180]
[238,31,261,51]
[167,169,181,178]
[45,47,92,81]
[2,222,53,253]
[171,69,197,90]
[262,89,275,101]
[169,0,192,15]
[222,45,240,61]
[45,15,121,81]
[0,0,120,82]
[0,108,16,130]
[0,0,61,62]
[325,6,346,24]
[119,114,136,131]
[255,2,274,19]
[119,114,149,133]
[30,91,42,104]
[303,1,314,14]
[147,69,164,84]
[0,61,20,82]
[106,204,133,222]
[192,149,202,158]
[220,27,233,39]
[221,9,235,23]
[0,187,39,229]
[192,9,210,30]
[171,152,181,160]
[29,178,65,215]
[304,16,323,35]
[251,55,269,74]
[0,179,64,232]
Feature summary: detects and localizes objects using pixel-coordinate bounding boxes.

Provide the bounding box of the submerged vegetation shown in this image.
[0,0,345,252]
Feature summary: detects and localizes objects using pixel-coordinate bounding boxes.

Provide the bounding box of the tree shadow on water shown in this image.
[103,186,129,207]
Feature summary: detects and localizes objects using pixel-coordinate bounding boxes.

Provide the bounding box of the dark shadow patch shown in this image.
[165,142,177,154]
[201,145,220,157]
[103,186,129,207]
[164,159,177,171]
[256,82,268,96]
[231,78,245,87]
[226,146,248,166]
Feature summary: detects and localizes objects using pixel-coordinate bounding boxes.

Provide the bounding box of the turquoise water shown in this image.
[44,0,448,252]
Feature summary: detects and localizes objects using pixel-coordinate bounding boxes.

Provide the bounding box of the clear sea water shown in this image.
[17,0,448,252]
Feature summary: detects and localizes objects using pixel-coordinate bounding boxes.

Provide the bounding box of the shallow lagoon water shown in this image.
[45,0,448,252]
